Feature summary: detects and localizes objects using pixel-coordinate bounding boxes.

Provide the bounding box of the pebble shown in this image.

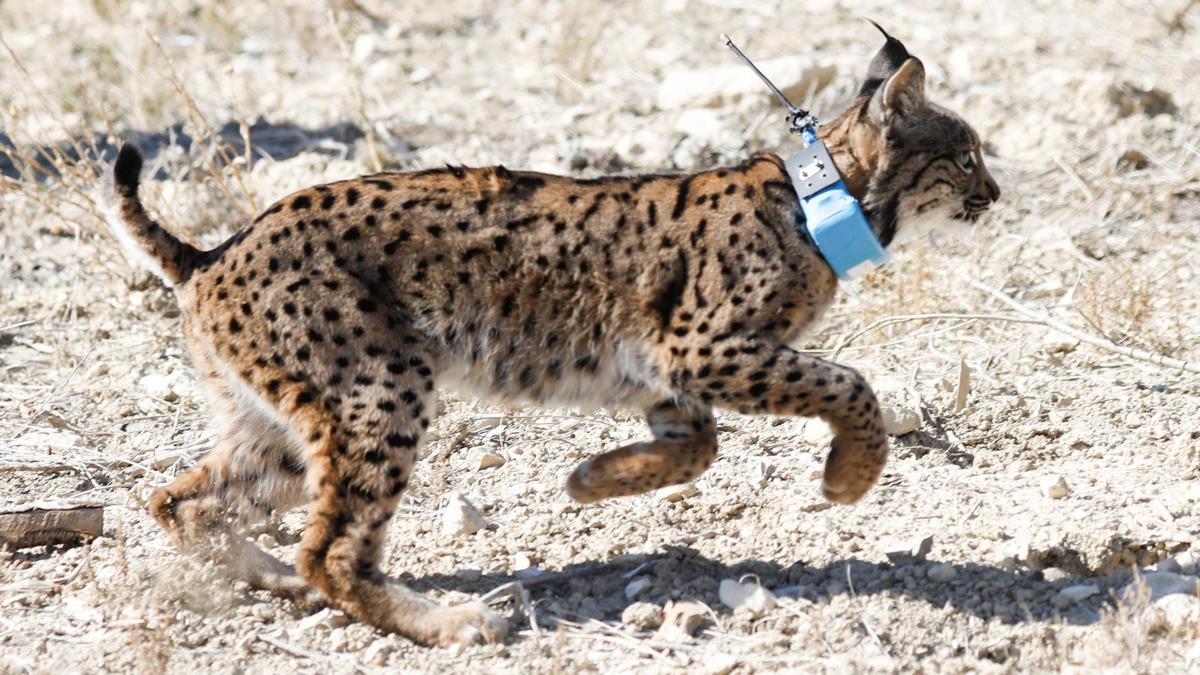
[1040,475,1071,499]
[873,378,922,436]
[657,600,709,639]
[472,451,506,471]
[927,563,957,582]
[441,492,488,537]
[881,405,921,436]
[658,483,699,502]
[1041,567,1071,582]
[139,372,181,402]
[622,602,664,631]
[718,578,776,617]
[625,576,651,600]
[1058,584,1099,603]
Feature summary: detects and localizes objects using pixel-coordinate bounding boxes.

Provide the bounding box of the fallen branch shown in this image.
[963,275,1200,375]
[0,502,104,550]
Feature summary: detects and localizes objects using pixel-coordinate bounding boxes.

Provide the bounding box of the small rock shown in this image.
[441,492,488,537]
[872,378,921,436]
[472,451,506,470]
[1040,475,1070,499]
[513,552,533,570]
[800,419,833,445]
[625,576,651,600]
[659,483,699,503]
[718,578,776,617]
[885,534,934,566]
[622,602,664,631]
[1150,593,1200,631]
[657,600,709,639]
[1041,567,1071,582]
[1058,584,1099,603]
[139,372,180,402]
[927,563,957,582]
[881,404,922,436]
[1125,572,1200,603]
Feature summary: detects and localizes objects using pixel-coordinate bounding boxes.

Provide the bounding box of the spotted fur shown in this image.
[109,29,997,647]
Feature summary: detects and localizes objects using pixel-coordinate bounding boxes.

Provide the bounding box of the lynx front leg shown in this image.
[685,340,888,504]
[566,399,717,503]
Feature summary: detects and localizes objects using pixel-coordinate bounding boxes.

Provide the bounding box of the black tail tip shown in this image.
[114,144,143,192]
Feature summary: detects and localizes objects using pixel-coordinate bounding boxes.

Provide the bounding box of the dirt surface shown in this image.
[3,1,1200,672]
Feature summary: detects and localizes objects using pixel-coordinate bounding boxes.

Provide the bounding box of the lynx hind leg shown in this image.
[566,399,717,503]
[272,349,506,647]
[148,403,315,603]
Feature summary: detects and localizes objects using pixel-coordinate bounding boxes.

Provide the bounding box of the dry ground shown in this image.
[2,0,1200,672]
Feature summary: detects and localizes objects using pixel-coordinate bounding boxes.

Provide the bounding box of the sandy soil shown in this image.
[2,0,1199,672]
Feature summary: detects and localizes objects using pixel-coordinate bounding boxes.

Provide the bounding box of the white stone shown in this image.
[881,404,922,436]
[625,576,651,600]
[473,452,506,470]
[657,56,836,110]
[872,377,922,436]
[659,483,699,502]
[718,578,776,617]
[800,419,833,446]
[1058,584,1099,602]
[139,372,179,402]
[1040,475,1071,499]
[1042,567,1071,582]
[927,563,957,582]
[441,492,488,537]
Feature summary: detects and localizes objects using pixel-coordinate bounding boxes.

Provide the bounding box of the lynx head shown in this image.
[824,23,1001,247]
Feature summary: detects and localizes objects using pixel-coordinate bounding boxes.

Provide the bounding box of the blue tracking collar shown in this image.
[784,132,888,281]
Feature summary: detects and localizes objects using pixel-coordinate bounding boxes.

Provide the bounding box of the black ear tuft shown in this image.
[859,20,911,97]
[114,144,144,193]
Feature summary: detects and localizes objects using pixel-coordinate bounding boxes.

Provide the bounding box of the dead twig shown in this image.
[829,313,1043,360]
[963,275,1200,375]
[0,502,105,550]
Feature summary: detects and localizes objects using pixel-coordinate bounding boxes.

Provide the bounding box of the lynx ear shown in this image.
[869,57,926,125]
[859,21,911,97]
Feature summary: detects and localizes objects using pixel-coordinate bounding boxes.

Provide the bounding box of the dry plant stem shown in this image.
[327,8,384,172]
[828,313,1044,360]
[145,32,259,216]
[963,275,1200,375]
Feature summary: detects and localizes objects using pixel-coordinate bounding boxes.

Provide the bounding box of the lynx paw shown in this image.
[427,601,507,648]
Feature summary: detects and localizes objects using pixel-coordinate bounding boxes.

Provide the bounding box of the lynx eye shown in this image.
[958,151,975,170]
